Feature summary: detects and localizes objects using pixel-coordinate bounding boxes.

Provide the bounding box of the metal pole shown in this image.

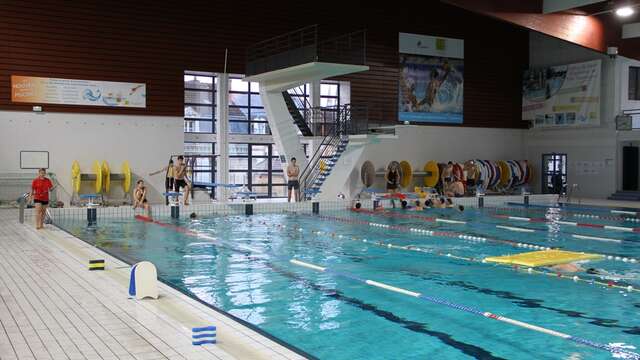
[19,201,25,224]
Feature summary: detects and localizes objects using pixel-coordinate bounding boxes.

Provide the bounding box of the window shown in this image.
[184,74,216,133]
[229,143,285,198]
[630,67,640,101]
[184,142,216,197]
[229,77,270,135]
[287,82,340,109]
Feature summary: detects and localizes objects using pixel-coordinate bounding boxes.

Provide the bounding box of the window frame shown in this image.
[184,73,216,134]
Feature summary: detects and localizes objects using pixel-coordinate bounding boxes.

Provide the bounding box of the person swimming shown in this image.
[189,212,197,219]
[548,262,613,278]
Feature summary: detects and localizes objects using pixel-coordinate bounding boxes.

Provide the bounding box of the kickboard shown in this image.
[484,249,603,267]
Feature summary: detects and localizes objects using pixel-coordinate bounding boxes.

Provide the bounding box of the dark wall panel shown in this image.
[0,0,528,128]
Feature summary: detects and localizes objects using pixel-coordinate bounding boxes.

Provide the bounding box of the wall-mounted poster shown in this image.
[398,33,464,124]
[522,60,600,128]
[11,75,146,108]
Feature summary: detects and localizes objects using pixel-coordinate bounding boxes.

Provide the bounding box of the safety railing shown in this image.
[298,105,351,199]
[47,200,357,224]
[246,25,366,76]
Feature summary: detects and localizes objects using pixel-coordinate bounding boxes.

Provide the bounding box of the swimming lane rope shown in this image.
[290,259,640,360]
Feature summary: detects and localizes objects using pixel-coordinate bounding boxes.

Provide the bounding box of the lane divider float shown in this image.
[331,212,640,264]
[486,206,640,223]
[496,225,536,233]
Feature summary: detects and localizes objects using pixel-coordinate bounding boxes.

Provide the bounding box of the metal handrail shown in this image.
[17,192,29,224]
[287,86,312,114]
[246,26,366,76]
[317,29,367,65]
[247,25,318,62]
[299,105,352,198]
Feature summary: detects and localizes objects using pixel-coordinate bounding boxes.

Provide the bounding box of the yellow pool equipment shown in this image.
[485,249,603,267]
[423,160,440,187]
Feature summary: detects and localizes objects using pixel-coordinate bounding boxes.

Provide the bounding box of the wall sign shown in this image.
[398,33,464,124]
[20,151,49,169]
[523,60,601,128]
[11,75,146,108]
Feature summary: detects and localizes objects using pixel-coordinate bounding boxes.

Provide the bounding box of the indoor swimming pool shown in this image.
[53,204,640,359]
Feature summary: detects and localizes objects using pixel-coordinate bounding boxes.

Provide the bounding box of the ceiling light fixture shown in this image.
[616,6,635,17]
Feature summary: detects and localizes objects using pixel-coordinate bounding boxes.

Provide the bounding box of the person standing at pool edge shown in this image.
[149,159,175,205]
[287,157,300,202]
[174,156,190,206]
[385,164,400,208]
[30,168,55,229]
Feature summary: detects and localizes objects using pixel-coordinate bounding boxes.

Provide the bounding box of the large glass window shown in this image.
[184,142,216,197]
[184,74,216,133]
[630,67,640,101]
[229,77,270,135]
[229,143,285,198]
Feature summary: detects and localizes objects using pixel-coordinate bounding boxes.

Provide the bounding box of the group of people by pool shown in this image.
[384,162,465,212]
[131,155,192,218]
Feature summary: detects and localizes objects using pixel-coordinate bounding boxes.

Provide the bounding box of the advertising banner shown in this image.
[398,33,464,124]
[522,60,600,128]
[11,75,146,108]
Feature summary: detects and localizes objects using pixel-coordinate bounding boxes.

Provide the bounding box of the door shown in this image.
[623,146,639,191]
[542,153,567,195]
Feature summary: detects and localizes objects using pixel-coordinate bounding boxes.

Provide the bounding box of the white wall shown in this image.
[327,125,525,199]
[524,32,620,198]
[0,111,183,204]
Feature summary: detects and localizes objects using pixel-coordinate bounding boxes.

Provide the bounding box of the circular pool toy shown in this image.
[497,161,511,188]
[399,161,413,188]
[71,160,81,193]
[102,160,111,193]
[423,160,440,187]
[360,161,375,188]
[92,160,103,194]
[122,161,131,193]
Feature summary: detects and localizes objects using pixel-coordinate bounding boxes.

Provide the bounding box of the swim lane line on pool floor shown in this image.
[289,258,640,360]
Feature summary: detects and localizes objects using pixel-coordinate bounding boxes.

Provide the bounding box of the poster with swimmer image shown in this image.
[398,33,464,124]
[11,76,146,108]
[522,59,600,128]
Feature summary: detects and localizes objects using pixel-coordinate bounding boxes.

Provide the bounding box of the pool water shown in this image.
[54,205,640,360]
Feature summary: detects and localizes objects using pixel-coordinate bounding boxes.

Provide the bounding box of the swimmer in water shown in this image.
[549,263,621,279]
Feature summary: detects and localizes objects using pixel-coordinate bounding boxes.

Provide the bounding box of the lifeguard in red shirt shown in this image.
[30,168,55,229]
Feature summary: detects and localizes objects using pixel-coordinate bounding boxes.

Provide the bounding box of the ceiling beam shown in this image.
[542,0,605,14]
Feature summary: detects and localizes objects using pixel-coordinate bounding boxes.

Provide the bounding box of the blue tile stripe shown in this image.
[192,325,216,346]
[192,325,216,332]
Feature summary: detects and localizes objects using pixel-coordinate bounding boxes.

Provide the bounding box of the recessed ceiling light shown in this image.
[616,6,635,17]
